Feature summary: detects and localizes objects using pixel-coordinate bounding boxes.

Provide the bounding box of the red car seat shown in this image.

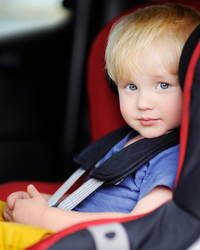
[0,0,200,249]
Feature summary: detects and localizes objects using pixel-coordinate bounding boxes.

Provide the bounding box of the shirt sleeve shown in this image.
[137,144,179,201]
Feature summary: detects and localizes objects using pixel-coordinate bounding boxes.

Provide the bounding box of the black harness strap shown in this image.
[73,125,133,172]
[48,126,133,206]
[85,129,179,185]
[57,129,179,210]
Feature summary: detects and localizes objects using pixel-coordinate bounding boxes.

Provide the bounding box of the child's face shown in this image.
[117,59,183,138]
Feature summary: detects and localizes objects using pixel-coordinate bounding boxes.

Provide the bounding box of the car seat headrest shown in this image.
[179,24,200,91]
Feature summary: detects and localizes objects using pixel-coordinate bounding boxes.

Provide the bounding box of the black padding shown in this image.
[124,201,200,250]
[48,201,200,250]
[74,125,179,184]
[174,53,200,219]
[73,126,133,172]
[178,24,200,91]
[91,129,179,185]
[48,229,96,250]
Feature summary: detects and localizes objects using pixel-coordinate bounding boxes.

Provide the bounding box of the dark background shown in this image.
[0,0,150,183]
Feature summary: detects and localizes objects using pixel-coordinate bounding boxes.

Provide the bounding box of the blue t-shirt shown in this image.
[73,130,179,213]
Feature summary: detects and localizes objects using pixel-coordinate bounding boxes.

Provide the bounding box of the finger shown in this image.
[7,192,29,210]
[7,194,17,211]
[4,203,13,217]
[27,184,41,198]
[3,206,12,222]
[14,199,20,206]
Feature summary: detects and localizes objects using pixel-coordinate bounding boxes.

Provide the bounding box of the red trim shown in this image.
[29,200,175,250]
[174,40,200,188]
[27,213,146,250]
[28,199,171,250]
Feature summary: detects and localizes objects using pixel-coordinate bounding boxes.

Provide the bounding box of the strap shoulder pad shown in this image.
[91,130,180,185]
[73,126,133,172]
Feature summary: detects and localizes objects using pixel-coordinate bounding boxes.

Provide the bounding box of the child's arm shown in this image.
[6,185,172,232]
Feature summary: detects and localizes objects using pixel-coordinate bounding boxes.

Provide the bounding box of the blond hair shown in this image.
[105,4,200,82]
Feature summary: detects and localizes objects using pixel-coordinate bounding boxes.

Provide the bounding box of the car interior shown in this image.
[0,0,200,249]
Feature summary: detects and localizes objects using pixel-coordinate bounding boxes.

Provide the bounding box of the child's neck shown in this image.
[124,134,144,148]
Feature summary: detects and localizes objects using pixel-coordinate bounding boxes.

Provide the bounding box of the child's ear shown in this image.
[106,70,119,96]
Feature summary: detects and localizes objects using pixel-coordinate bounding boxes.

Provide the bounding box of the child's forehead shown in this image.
[117,66,177,83]
[117,42,179,81]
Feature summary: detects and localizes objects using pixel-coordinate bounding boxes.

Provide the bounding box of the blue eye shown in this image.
[127,84,137,91]
[157,83,169,90]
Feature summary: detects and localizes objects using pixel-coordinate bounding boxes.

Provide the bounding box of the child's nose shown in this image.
[137,92,154,110]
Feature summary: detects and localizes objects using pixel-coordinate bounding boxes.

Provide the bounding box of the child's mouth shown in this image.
[139,118,160,126]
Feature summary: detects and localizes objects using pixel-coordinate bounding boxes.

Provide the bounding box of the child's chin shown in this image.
[140,130,166,139]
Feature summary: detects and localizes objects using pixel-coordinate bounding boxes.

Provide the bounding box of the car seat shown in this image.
[1,0,200,249]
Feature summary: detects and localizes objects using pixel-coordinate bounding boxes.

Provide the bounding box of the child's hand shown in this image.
[10,184,48,228]
[3,190,31,222]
